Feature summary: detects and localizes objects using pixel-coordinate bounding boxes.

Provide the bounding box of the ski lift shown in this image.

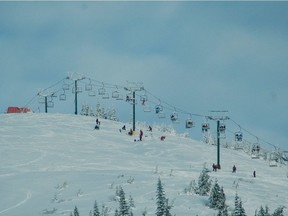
[143,104,151,112]
[155,105,163,114]
[140,94,148,106]
[98,87,105,95]
[158,111,166,119]
[235,131,243,142]
[47,100,54,108]
[62,83,70,90]
[116,94,124,100]
[219,123,226,133]
[38,97,45,104]
[59,93,66,101]
[72,86,82,93]
[269,152,278,167]
[186,118,194,128]
[202,123,210,132]
[85,80,93,91]
[126,92,133,102]
[170,111,179,123]
[112,91,120,99]
[88,90,96,97]
[102,93,109,99]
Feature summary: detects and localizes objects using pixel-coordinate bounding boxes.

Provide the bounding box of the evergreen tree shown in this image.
[74,206,80,216]
[208,180,226,210]
[197,168,212,196]
[256,205,270,216]
[233,193,246,216]
[119,186,130,216]
[156,178,173,216]
[156,178,166,216]
[129,195,135,208]
[114,209,119,216]
[272,206,285,216]
[93,201,100,216]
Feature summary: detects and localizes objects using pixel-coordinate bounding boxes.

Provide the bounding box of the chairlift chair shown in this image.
[143,104,151,112]
[88,91,96,97]
[202,123,210,132]
[98,87,105,95]
[112,91,119,99]
[59,93,66,101]
[186,119,194,128]
[155,105,163,114]
[158,111,166,119]
[62,84,70,90]
[219,123,226,133]
[72,87,82,93]
[235,132,243,142]
[85,83,93,91]
[102,93,109,99]
[116,94,124,100]
[38,97,45,104]
[170,112,179,123]
[47,101,54,108]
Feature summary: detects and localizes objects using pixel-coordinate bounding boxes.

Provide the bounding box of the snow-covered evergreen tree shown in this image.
[256,205,270,216]
[74,206,80,216]
[217,206,229,216]
[119,186,130,216]
[129,195,135,208]
[208,180,225,210]
[156,178,173,216]
[93,201,100,216]
[156,178,166,216]
[197,168,212,196]
[233,193,247,216]
[272,206,285,216]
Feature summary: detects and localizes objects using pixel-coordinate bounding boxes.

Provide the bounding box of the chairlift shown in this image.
[155,105,163,114]
[186,118,194,128]
[88,91,96,97]
[47,101,54,108]
[170,111,179,123]
[72,86,82,93]
[85,79,93,91]
[219,123,226,133]
[143,104,151,112]
[235,131,243,142]
[62,83,70,90]
[112,91,120,99]
[140,95,148,105]
[116,94,124,100]
[38,97,45,104]
[98,87,105,95]
[102,93,109,99]
[202,123,210,132]
[158,111,166,119]
[59,93,66,101]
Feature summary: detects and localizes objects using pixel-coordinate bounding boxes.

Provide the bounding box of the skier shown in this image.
[232,165,236,173]
[148,125,152,132]
[212,163,217,172]
[139,129,143,141]
[253,170,256,177]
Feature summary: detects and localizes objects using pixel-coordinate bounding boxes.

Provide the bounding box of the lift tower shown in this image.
[208,111,229,169]
[124,82,144,133]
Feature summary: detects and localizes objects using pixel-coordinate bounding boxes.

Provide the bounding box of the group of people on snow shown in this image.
[212,163,256,177]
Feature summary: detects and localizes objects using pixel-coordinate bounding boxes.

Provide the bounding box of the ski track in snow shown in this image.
[0,191,32,214]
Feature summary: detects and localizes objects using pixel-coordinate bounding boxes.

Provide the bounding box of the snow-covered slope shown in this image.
[0,113,287,216]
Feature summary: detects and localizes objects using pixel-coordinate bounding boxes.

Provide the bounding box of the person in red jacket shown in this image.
[139,130,143,141]
[232,165,237,173]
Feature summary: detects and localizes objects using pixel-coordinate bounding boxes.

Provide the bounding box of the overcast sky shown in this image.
[1,1,287,151]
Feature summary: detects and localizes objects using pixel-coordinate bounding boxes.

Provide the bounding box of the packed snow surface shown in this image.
[0,113,287,215]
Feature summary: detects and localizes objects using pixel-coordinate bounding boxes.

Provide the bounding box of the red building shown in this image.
[6,107,31,113]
